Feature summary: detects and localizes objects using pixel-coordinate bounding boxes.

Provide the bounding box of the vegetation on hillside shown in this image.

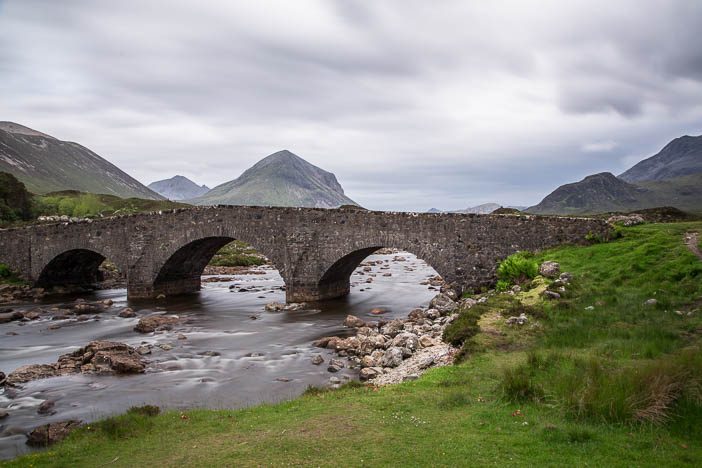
[34,191,188,218]
[0,172,34,222]
[6,221,702,466]
[0,262,25,285]
[208,240,267,267]
[0,174,189,228]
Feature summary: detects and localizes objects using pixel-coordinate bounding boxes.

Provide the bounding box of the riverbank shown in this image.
[3,221,702,466]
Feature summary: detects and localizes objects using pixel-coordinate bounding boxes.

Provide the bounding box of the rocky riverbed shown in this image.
[0,251,443,459]
[310,291,463,386]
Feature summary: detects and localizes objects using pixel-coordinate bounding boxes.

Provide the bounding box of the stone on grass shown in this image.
[542,290,561,300]
[539,261,560,278]
[26,420,81,447]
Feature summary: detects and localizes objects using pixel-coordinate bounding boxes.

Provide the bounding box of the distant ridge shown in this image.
[190,150,358,208]
[526,172,650,215]
[527,134,702,215]
[148,175,209,200]
[619,134,702,182]
[0,122,163,199]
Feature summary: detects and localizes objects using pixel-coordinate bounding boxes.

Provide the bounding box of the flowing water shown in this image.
[0,252,439,460]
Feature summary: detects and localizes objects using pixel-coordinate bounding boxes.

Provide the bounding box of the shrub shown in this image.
[584,231,604,243]
[442,307,482,346]
[495,279,510,292]
[497,252,538,285]
[0,263,11,278]
[0,172,34,223]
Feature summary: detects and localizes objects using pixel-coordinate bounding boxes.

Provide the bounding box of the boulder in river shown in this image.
[0,310,23,324]
[56,341,147,375]
[26,420,81,447]
[343,314,366,328]
[6,364,58,385]
[134,315,180,333]
[118,307,136,318]
[7,341,146,385]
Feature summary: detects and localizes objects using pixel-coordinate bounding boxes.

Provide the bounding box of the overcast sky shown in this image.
[1,0,701,211]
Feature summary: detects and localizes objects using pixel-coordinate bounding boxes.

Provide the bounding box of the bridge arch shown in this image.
[35,248,124,290]
[314,242,455,302]
[130,230,287,299]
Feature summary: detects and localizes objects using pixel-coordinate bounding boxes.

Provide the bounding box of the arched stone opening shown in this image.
[317,246,445,302]
[36,249,119,290]
[151,236,279,298]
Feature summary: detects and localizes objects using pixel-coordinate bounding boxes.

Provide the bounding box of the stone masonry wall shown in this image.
[0,206,611,301]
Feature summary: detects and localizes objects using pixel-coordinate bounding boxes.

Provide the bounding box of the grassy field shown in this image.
[208,240,267,267]
[4,222,702,467]
[34,191,189,218]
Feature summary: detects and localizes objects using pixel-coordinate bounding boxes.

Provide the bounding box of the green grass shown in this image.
[35,191,188,218]
[208,240,267,267]
[0,263,27,285]
[4,222,702,467]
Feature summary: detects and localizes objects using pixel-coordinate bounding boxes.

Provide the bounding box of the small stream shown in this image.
[0,252,439,460]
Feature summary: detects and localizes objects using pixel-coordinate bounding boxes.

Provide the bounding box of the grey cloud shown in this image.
[0,0,701,210]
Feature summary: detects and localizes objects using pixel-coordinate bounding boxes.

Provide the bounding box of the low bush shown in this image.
[497,252,538,285]
[442,306,482,346]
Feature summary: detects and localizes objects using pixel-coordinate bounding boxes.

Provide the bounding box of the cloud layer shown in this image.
[1,0,701,210]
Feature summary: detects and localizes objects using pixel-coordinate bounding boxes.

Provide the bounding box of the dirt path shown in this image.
[685,232,702,261]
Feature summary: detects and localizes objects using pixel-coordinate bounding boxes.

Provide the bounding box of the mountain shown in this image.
[526,172,702,215]
[0,122,163,199]
[190,150,357,208]
[456,203,502,214]
[527,133,702,215]
[427,208,442,213]
[619,135,702,183]
[148,175,209,200]
[526,173,649,215]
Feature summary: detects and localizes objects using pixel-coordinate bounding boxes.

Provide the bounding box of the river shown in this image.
[0,252,439,460]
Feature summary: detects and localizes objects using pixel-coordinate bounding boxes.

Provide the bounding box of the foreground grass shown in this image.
[5,222,702,467]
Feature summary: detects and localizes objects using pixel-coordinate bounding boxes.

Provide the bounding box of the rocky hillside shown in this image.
[457,203,502,214]
[190,150,357,208]
[148,175,209,200]
[526,173,650,215]
[0,122,163,199]
[527,172,702,215]
[527,134,702,215]
[619,134,702,182]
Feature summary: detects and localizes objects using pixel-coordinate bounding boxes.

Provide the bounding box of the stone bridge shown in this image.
[0,206,610,302]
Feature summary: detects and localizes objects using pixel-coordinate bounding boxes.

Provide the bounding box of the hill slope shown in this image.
[0,122,163,199]
[190,150,357,208]
[526,172,702,215]
[526,172,652,215]
[620,134,702,182]
[148,175,209,200]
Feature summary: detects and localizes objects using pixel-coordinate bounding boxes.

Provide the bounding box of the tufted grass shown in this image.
[4,221,702,467]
